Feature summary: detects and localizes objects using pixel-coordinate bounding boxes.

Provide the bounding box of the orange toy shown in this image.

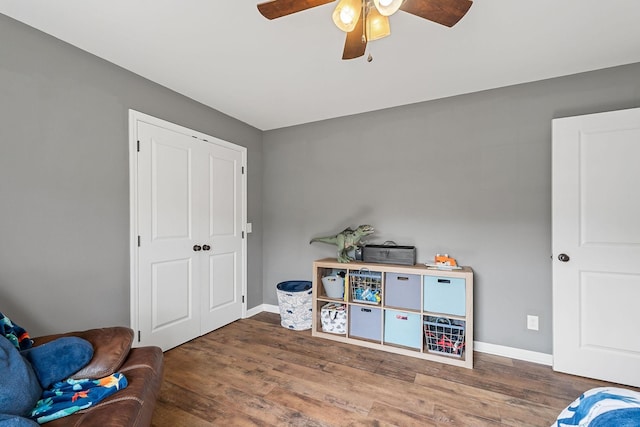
[435,253,458,267]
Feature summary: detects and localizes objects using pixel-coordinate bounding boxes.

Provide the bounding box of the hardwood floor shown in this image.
[152,312,629,426]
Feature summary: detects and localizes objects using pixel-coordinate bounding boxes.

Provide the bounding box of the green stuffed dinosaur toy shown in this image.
[310,225,374,263]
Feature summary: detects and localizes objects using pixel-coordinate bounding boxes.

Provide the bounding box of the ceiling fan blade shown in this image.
[400,0,472,27]
[257,0,335,20]
[342,13,367,60]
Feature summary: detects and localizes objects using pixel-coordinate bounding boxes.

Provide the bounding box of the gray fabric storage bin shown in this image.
[348,305,382,341]
[384,272,421,310]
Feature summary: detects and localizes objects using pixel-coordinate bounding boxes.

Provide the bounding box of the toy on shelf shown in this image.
[425,253,462,270]
[353,287,381,304]
[435,254,457,267]
[309,225,374,263]
[349,270,382,304]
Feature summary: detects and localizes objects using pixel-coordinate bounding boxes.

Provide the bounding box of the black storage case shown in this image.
[361,243,416,266]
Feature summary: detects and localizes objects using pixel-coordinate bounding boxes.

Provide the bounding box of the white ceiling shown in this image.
[2,0,640,130]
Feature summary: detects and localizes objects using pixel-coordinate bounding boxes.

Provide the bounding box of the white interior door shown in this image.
[200,141,244,332]
[131,111,246,351]
[552,107,640,387]
[136,121,201,350]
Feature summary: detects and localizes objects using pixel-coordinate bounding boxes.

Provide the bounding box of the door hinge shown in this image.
[137,235,141,247]
[242,295,245,303]
[138,330,141,342]
[242,231,245,239]
[242,166,245,174]
[137,140,140,152]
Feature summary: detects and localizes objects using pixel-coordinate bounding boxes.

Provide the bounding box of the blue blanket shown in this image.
[553,387,640,426]
[30,374,128,424]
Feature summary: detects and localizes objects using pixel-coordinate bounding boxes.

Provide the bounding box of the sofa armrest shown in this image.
[43,346,164,427]
[33,327,134,379]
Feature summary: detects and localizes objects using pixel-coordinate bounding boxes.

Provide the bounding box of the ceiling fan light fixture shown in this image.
[373,0,403,17]
[332,0,362,32]
[366,8,391,41]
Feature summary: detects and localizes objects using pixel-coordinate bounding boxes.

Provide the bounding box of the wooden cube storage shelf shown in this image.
[312,258,474,368]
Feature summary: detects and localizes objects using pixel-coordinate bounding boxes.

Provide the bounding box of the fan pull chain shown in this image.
[361,0,367,44]
[363,0,373,62]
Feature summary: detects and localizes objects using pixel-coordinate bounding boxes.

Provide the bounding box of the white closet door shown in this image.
[200,141,244,333]
[137,121,201,350]
[132,111,246,351]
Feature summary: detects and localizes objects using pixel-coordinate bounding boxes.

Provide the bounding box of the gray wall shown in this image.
[0,14,263,336]
[263,62,640,354]
[3,13,639,355]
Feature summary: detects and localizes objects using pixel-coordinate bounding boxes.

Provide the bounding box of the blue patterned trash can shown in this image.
[276,280,313,330]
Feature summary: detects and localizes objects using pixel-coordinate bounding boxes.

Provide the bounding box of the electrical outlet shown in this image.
[527,315,539,331]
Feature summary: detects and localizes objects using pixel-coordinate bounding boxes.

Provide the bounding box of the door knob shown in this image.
[202,245,211,251]
[193,245,202,252]
[558,253,570,262]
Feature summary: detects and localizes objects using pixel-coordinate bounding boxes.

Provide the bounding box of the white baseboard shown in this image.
[474,341,552,366]
[246,304,279,318]
[246,307,553,366]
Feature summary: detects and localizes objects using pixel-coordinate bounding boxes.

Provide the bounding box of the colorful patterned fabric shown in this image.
[0,311,33,351]
[30,373,128,424]
[553,387,640,426]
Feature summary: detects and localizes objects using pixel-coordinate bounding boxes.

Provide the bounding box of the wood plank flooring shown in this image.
[152,312,633,426]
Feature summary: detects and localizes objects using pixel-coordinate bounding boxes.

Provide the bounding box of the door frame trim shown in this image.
[128,109,247,344]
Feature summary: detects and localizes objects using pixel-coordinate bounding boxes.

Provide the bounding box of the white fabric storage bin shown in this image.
[321,275,345,299]
[276,280,313,330]
[320,302,347,334]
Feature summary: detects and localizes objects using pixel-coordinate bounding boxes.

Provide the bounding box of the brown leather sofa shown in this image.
[33,327,164,427]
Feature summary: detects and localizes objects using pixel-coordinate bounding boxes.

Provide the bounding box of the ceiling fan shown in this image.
[257,0,473,60]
